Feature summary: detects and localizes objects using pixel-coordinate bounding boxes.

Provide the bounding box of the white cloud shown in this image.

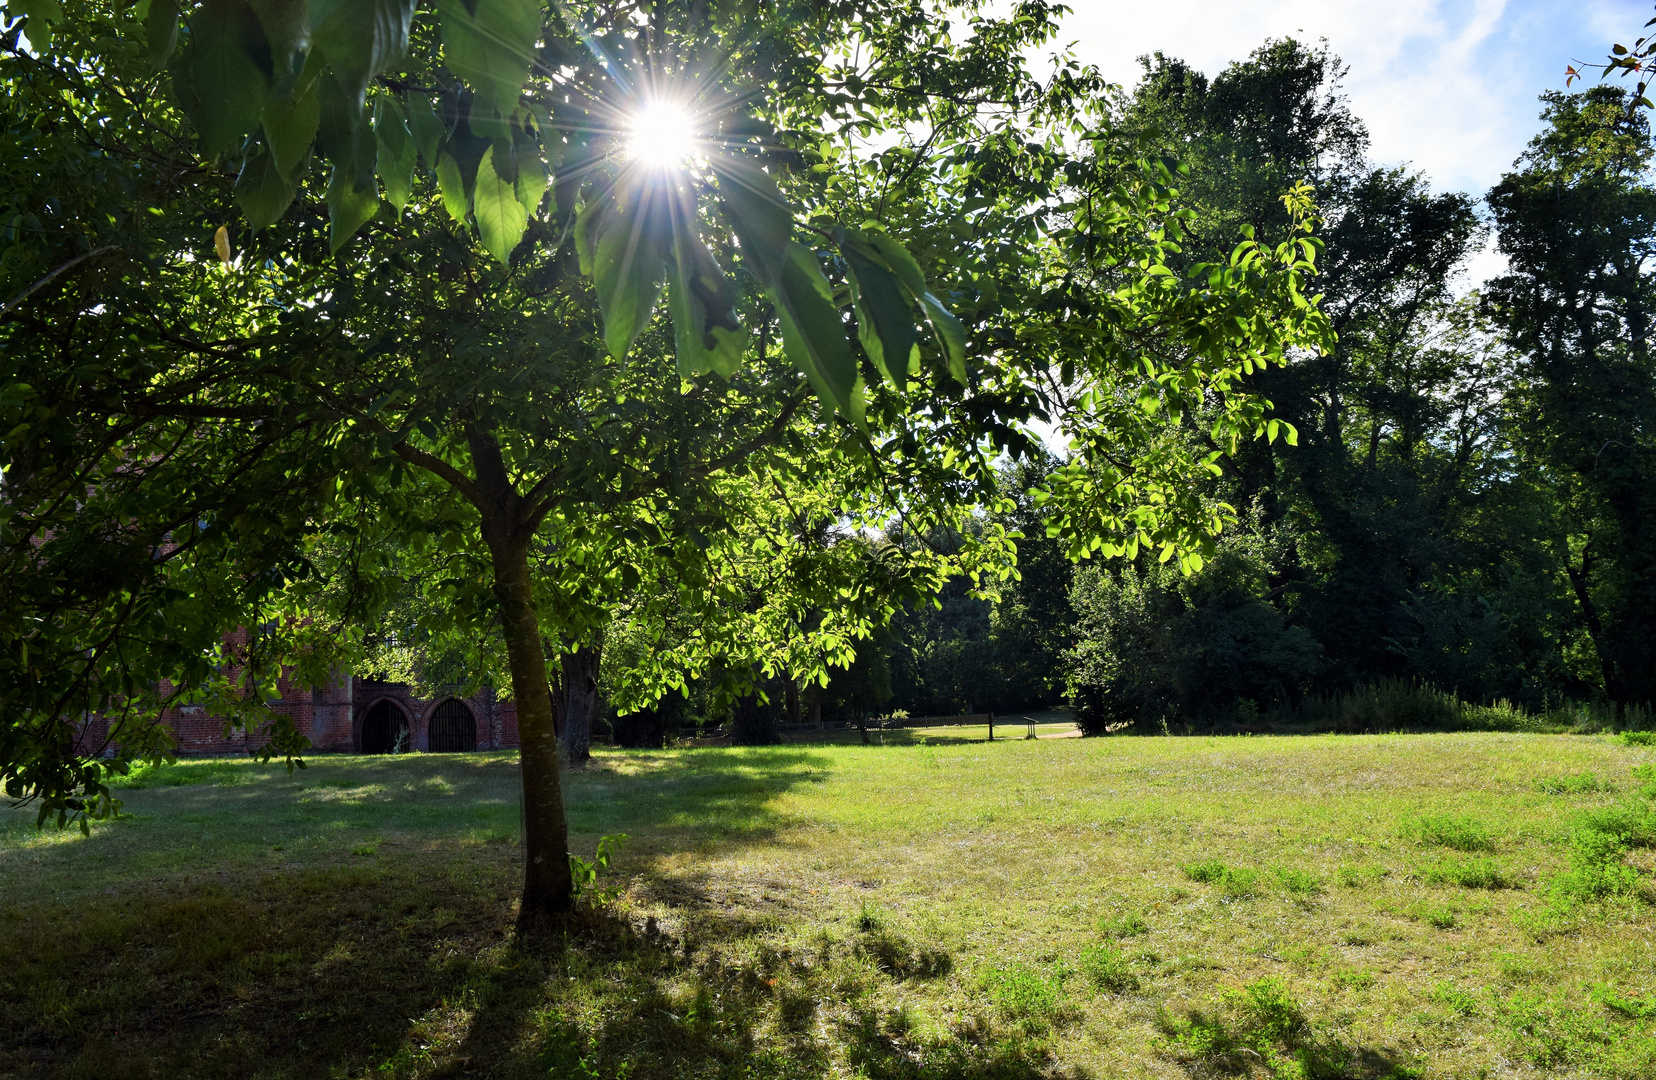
[1052,0,1638,198]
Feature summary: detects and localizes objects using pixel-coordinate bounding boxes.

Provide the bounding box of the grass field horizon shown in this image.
[4,732,1655,1078]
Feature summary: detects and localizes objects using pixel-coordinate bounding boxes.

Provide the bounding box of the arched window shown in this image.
[429,698,477,753]
[359,700,410,754]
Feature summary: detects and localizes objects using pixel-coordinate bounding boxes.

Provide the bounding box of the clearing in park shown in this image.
[4,730,1655,1078]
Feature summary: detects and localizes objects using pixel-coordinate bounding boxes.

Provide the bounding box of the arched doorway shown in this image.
[428,698,477,753]
[359,700,410,754]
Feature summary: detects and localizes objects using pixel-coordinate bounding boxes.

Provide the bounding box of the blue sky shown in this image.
[1056,0,1648,282]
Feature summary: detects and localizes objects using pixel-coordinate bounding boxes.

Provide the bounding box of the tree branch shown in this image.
[0,245,119,320]
[394,441,484,506]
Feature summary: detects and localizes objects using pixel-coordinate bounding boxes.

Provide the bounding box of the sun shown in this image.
[626,101,698,170]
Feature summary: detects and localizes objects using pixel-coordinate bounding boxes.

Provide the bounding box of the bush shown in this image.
[1097,912,1148,938]
[1537,772,1612,795]
[1420,857,1513,889]
[1079,943,1137,992]
[1399,814,1496,852]
[1545,803,1655,908]
[982,962,1063,1026]
[1274,867,1322,895]
[1185,859,1261,898]
[1067,548,1321,733]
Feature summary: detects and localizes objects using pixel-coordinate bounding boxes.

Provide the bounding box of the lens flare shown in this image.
[627,101,697,169]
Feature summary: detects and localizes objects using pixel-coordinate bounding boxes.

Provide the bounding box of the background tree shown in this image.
[1485,85,1656,706]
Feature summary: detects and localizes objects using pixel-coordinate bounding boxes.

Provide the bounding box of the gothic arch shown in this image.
[356,697,410,754]
[427,697,477,753]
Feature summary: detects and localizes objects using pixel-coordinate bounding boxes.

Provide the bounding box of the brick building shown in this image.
[116,672,520,757]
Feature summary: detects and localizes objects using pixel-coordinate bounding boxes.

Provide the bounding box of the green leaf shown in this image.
[325,167,378,254]
[710,159,791,286]
[775,243,859,419]
[573,197,599,275]
[592,189,667,359]
[840,240,916,388]
[16,0,62,49]
[406,93,445,165]
[668,221,744,379]
[838,228,965,385]
[179,0,272,156]
[248,0,309,90]
[234,148,299,230]
[437,0,543,117]
[143,0,179,72]
[918,291,968,384]
[435,152,468,223]
[857,230,927,297]
[513,137,548,215]
[17,0,63,21]
[374,96,416,213]
[316,71,375,190]
[472,145,527,265]
[262,87,319,179]
[307,0,415,105]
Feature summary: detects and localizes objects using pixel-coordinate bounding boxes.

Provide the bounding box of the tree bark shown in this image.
[490,537,575,921]
[1563,538,1620,700]
[398,426,575,924]
[554,644,601,766]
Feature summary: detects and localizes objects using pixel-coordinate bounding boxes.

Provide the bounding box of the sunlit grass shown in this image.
[3,733,1654,1078]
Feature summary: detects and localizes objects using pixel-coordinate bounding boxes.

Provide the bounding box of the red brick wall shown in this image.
[85,670,520,757]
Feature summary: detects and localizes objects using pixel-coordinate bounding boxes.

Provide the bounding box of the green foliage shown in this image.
[568,833,627,905]
[1398,814,1496,853]
[1495,987,1656,1076]
[1184,859,1261,898]
[1537,771,1613,794]
[981,961,1063,1026]
[1420,857,1512,890]
[1068,538,1320,733]
[1430,983,1480,1017]
[1096,912,1149,939]
[1331,968,1375,991]
[1635,763,1656,800]
[1273,867,1321,895]
[1544,803,1656,908]
[1159,977,1378,1080]
[1078,943,1137,992]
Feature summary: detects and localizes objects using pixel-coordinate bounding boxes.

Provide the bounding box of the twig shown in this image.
[0,244,119,319]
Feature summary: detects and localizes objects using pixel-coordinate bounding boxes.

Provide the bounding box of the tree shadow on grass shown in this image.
[437,899,1088,1080]
[0,747,924,1079]
[563,746,838,844]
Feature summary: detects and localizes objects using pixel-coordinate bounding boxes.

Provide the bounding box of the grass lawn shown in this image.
[3,733,1655,1079]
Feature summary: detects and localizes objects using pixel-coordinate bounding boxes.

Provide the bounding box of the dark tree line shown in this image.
[834,40,1656,728]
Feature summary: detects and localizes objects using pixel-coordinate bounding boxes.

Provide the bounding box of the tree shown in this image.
[1485,85,1656,706]
[4,2,1329,923]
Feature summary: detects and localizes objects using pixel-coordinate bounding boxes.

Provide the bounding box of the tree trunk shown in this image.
[1563,538,1619,700]
[490,537,574,922]
[732,682,780,745]
[554,644,602,766]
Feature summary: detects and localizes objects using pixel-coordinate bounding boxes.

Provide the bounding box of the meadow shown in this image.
[2,732,1654,1079]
